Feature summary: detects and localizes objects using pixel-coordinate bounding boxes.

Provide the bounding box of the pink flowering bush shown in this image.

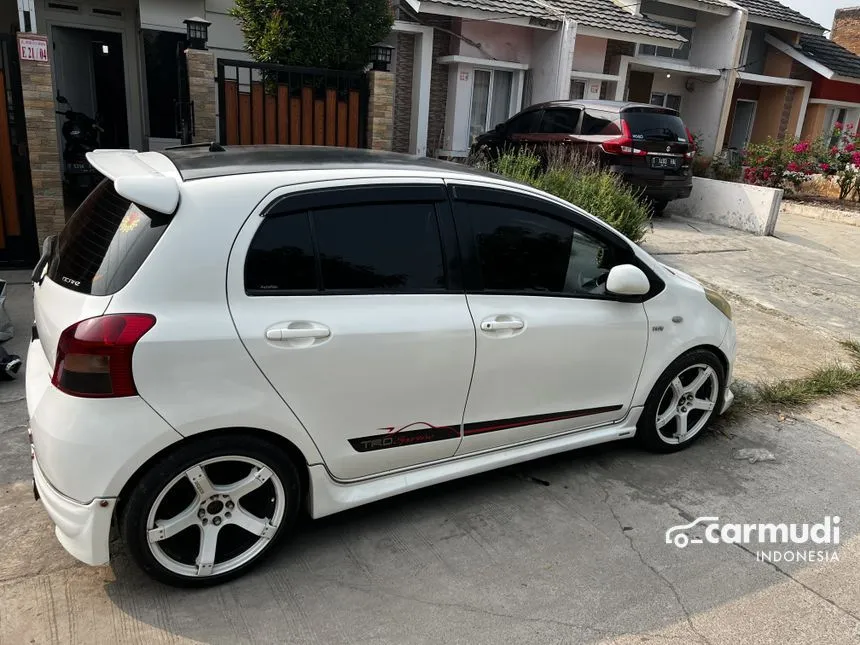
[822,122,860,200]
[741,136,822,190]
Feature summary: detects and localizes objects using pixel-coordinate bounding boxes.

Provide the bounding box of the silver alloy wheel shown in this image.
[655,363,719,445]
[146,456,286,578]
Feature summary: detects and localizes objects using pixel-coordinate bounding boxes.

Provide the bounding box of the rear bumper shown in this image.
[26,338,183,503]
[32,453,113,566]
[611,166,692,201]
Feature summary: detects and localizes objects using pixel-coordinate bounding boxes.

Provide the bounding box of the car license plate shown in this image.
[650,156,680,170]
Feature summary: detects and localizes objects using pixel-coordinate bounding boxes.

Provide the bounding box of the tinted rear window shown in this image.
[47,179,172,295]
[623,109,688,142]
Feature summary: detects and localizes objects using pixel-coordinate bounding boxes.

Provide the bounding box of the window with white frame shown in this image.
[570,80,586,100]
[469,69,515,142]
[639,23,693,60]
[740,30,752,69]
[824,106,860,146]
[650,92,682,111]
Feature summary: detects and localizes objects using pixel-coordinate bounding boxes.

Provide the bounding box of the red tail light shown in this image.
[52,314,156,398]
[601,120,647,156]
[685,126,696,159]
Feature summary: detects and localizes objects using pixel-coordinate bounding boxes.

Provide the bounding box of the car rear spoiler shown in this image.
[85,150,181,214]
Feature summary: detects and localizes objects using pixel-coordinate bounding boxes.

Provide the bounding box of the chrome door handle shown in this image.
[480,318,524,332]
[265,324,331,341]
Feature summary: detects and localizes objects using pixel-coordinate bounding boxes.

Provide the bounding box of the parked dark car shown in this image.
[471,100,695,214]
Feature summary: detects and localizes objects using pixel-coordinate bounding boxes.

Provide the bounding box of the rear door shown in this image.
[227,180,476,480]
[619,107,692,176]
[521,107,582,153]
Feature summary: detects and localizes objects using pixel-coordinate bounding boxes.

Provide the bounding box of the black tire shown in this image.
[120,434,301,587]
[636,349,725,453]
[651,199,668,216]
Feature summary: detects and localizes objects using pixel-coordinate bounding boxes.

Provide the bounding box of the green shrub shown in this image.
[231,0,393,70]
[470,150,650,243]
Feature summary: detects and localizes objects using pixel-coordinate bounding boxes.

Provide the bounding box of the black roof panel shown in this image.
[162,145,493,181]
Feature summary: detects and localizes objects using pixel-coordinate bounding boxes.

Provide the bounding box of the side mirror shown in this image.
[606,264,650,296]
[494,123,505,133]
[57,95,68,105]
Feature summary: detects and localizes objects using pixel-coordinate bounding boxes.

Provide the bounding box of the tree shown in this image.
[231,0,394,71]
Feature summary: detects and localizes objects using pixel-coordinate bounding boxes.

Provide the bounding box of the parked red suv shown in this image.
[471,100,695,214]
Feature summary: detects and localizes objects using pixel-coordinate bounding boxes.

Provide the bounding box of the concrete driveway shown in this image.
[1,209,859,644]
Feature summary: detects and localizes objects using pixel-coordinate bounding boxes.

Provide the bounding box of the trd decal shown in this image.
[349,422,458,453]
[349,406,623,453]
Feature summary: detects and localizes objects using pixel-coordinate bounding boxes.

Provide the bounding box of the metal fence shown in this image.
[217,59,368,148]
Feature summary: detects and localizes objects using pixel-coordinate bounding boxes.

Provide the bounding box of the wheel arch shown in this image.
[115,427,312,520]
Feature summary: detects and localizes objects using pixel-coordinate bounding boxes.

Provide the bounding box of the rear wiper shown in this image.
[31,235,57,285]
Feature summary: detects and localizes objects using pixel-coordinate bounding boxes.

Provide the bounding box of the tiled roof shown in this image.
[732,0,824,30]
[796,34,860,79]
[429,0,686,42]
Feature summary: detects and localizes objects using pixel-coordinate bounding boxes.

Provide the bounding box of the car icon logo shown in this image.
[666,146,671,152]
[665,516,720,548]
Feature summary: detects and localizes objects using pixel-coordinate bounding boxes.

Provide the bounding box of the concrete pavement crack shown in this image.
[595,483,715,645]
[325,578,635,639]
[731,542,860,624]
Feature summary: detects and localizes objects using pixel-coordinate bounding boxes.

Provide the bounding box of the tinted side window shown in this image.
[506,110,542,134]
[245,213,317,292]
[581,109,621,135]
[466,202,618,296]
[313,202,446,291]
[538,108,581,134]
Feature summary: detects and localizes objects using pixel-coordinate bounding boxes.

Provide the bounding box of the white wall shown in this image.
[443,64,473,154]
[139,0,248,59]
[688,10,742,70]
[531,18,576,104]
[571,35,606,73]
[666,177,783,235]
[458,20,532,64]
[649,72,686,96]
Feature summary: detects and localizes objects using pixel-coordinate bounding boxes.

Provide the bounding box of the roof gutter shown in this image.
[764,32,835,79]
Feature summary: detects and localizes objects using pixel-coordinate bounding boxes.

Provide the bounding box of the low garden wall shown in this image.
[665,177,783,236]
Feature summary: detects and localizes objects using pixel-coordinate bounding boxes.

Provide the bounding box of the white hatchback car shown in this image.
[28,145,735,586]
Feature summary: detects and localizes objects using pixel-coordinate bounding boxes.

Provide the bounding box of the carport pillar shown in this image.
[366,70,394,151]
[17,33,65,244]
[185,49,217,144]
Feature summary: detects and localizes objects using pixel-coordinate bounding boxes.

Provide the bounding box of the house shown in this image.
[720,0,860,154]
[14,0,860,161]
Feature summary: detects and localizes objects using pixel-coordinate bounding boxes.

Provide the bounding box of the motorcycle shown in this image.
[0,280,21,381]
[56,94,104,194]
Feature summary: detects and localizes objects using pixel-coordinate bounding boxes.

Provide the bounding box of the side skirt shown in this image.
[307,407,642,519]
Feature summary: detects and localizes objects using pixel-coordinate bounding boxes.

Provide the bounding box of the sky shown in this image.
[782,0,855,31]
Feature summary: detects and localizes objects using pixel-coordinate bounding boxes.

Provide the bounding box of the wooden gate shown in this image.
[0,34,37,267]
[217,60,367,148]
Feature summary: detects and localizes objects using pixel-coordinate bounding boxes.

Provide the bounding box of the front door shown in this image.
[729,100,756,150]
[228,180,476,480]
[0,34,38,267]
[450,183,649,454]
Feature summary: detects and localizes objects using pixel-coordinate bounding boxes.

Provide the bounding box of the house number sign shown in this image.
[19,38,49,63]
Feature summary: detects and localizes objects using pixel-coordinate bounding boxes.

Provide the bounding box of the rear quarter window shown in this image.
[47,179,172,295]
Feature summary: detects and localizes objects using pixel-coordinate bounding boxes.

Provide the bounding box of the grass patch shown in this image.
[730,339,860,410]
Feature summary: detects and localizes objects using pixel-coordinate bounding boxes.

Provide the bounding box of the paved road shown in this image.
[1,211,859,644]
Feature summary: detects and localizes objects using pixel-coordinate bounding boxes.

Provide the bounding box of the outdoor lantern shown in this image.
[184,16,211,50]
[370,43,394,72]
